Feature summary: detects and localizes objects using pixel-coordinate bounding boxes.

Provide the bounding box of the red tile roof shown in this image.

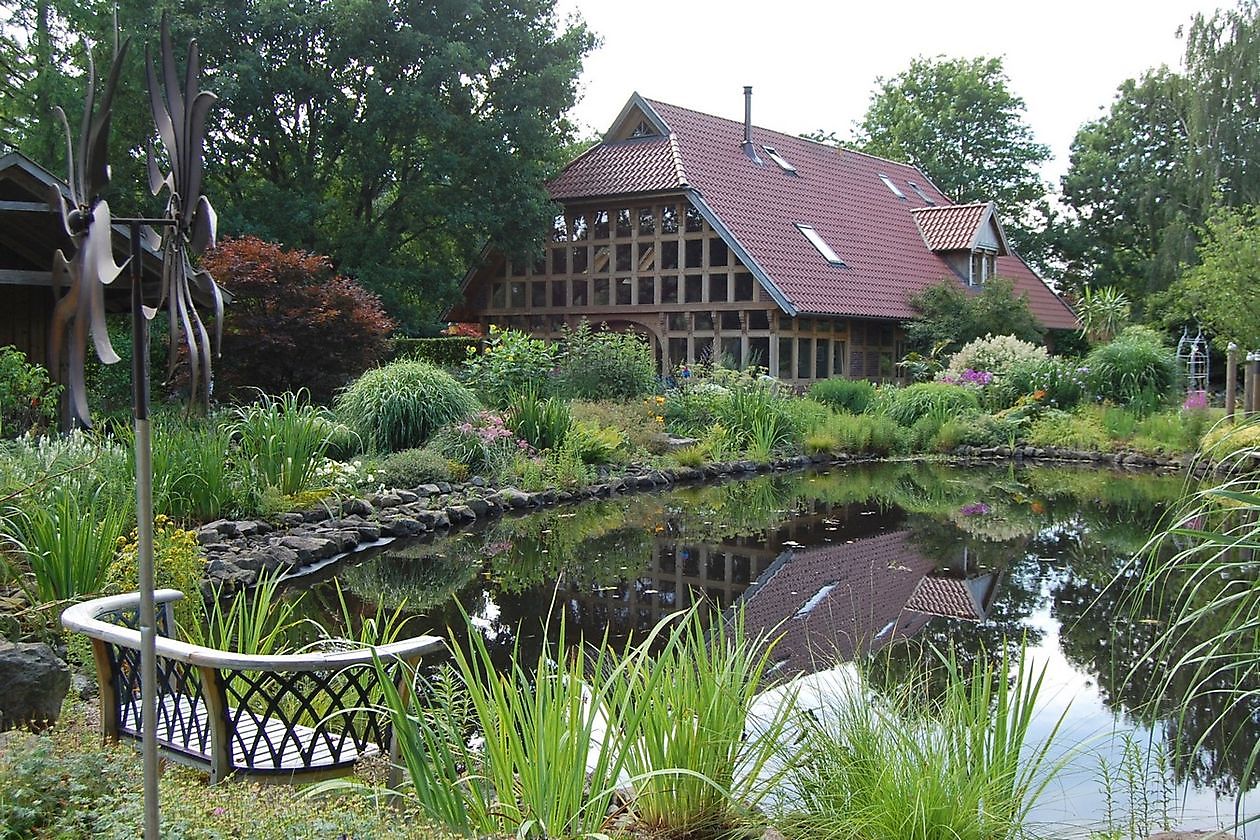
[905,574,995,621]
[546,95,1077,329]
[911,204,994,252]
[547,134,684,200]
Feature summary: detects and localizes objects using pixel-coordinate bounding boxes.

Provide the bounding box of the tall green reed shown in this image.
[1,485,128,604]
[231,390,334,498]
[782,642,1070,840]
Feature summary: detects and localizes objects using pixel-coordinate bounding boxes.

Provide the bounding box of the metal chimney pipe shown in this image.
[742,86,761,162]
[744,86,753,145]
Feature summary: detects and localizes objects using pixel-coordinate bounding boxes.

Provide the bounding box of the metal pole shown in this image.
[1246,353,1257,419]
[1252,354,1260,416]
[129,221,159,840]
[1226,343,1238,421]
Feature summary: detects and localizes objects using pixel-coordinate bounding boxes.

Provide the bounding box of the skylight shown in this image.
[879,173,906,199]
[795,583,838,618]
[762,145,797,174]
[795,223,845,266]
[907,181,936,205]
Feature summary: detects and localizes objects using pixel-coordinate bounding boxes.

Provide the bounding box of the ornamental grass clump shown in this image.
[232,391,336,498]
[780,643,1069,840]
[809,377,875,414]
[881,382,981,426]
[1084,327,1179,412]
[336,359,479,452]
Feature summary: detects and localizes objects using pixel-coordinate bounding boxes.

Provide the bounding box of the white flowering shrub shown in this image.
[941,334,1048,382]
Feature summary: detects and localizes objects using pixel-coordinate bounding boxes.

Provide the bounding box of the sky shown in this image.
[556,0,1221,185]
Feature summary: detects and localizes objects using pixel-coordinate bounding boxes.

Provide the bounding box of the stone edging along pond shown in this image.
[197,445,1195,595]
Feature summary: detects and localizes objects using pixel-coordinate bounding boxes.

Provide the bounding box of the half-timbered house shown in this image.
[447,90,1077,384]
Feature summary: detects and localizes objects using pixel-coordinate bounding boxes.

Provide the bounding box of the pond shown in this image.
[293,461,1255,835]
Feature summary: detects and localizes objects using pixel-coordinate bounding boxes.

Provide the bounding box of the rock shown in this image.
[465,497,491,517]
[71,671,98,700]
[435,482,452,493]
[469,476,488,487]
[275,512,305,527]
[328,529,362,552]
[666,436,700,450]
[301,507,331,523]
[447,505,476,524]
[276,535,337,563]
[416,483,442,497]
[341,497,373,517]
[0,642,70,732]
[354,522,382,541]
[381,517,424,537]
[494,488,531,509]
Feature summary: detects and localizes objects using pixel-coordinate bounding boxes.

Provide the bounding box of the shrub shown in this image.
[107,517,206,629]
[809,378,875,414]
[0,346,60,439]
[567,421,624,464]
[1027,408,1111,451]
[336,360,479,453]
[882,382,981,426]
[427,410,529,477]
[714,384,799,458]
[82,316,171,423]
[1084,328,1179,411]
[506,388,572,450]
[557,321,657,400]
[463,327,557,406]
[942,334,1048,383]
[781,398,832,438]
[994,356,1088,410]
[663,384,727,438]
[936,412,1026,449]
[147,418,242,523]
[200,237,396,404]
[906,277,1045,354]
[1200,418,1260,463]
[571,399,671,456]
[391,336,479,367]
[376,447,454,488]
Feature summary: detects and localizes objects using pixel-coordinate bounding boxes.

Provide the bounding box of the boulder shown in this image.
[0,642,70,732]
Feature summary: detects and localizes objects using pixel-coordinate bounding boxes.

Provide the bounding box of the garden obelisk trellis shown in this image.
[49,16,223,840]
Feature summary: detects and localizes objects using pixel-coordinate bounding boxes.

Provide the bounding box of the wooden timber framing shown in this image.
[451,195,905,385]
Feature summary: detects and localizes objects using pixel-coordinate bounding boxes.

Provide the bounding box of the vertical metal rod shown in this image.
[1245,353,1257,419]
[1251,355,1260,416]
[1226,343,1238,421]
[129,221,159,840]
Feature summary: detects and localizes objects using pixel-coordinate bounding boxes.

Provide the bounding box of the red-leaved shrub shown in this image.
[201,237,396,403]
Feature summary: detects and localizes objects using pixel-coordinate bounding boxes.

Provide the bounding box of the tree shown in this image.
[0,0,596,332]
[1156,205,1260,352]
[1057,70,1196,305]
[1056,3,1260,308]
[904,277,1045,355]
[200,236,396,403]
[853,56,1051,265]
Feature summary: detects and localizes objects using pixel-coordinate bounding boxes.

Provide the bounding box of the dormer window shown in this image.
[762,146,797,174]
[630,119,657,138]
[969,250,997,286]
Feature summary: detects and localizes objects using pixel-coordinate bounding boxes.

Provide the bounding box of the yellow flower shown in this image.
[655,396,665,405]
[654,415,664,423]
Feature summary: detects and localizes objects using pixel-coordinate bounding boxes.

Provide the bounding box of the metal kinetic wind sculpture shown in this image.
[50,14,224,840]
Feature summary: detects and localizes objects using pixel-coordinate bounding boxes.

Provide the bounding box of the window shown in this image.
[694,312,714,331]
[833,340,846,377]
[616,277,633,305]
[593,245,610,273]
[551,247,567,274]
[593,277,609,305]
[552,214,568,242]
[551,281,567,307]
[637,243,656,271]
[616,244,632,272]
[969,250,997,286]
[748,337,769,369]
[734,273,754,301]
[748,310,770,330]
[816,339,830,379]
[511,260,526,277]
[685,239,703,268]
[778,337,793,378]
[531,282,547,308]
[615,209,633,238]
[592,211,609,239]
[638,276,655,304]
[532,255,546,276]
[669,338,687,366]
[722,337,742,368]
[668,312,688,331]
[491,282,506,308]
[709,237,729,267]
[762,145,797,173]
[685,275,703,303]
[797,338,811,379]
[709,274,728,302]
[720,311,741,331]
[572,213,589,240]
[685,205,704,233]
[661,241,679,270]
[572,279,588,306]
[661,204,679,234]
[878,173,906,199]
[572,246,588,274]
[907,181,935,205]
[638,207,656,235]
[795,224,845,266]
[694,336,713,363]
[509,282,526,308]
[661,275,679,304]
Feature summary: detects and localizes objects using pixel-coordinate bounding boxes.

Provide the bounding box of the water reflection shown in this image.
[298,461,1254,825]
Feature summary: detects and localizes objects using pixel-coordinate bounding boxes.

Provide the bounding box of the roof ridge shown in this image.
[667,132,689,187]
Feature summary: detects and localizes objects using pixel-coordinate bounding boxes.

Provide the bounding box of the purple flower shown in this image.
[1183,390,1208,410]
[960,502,991,516]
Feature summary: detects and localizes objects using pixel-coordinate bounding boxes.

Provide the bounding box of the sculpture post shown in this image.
[1226,343,1238,421]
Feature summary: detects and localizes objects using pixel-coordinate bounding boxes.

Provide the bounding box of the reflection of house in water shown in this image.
[559,500,1000,673]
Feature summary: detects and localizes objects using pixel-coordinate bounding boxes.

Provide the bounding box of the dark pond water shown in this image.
[293,462,1255,835]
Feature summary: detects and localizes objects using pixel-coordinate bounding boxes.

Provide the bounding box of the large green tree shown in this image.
[853,56,1051,267]
[0,0,595,332]
[1056,2,1260,309]
[1156,205,1260,351]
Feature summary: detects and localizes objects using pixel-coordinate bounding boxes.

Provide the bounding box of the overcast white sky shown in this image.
[557,0,1219,185]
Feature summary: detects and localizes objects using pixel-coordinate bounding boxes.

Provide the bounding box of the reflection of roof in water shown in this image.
[736,531,999,678]
[906,574,998,621]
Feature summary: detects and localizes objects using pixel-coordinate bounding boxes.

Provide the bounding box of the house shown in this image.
[446,90,1077,384]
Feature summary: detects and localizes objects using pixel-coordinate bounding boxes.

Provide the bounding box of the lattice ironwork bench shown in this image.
[61,590,444,783]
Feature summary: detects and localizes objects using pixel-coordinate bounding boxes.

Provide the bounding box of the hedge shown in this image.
[391,337,480,367]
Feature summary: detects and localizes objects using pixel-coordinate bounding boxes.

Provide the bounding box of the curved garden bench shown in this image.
[62,589,444,784]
